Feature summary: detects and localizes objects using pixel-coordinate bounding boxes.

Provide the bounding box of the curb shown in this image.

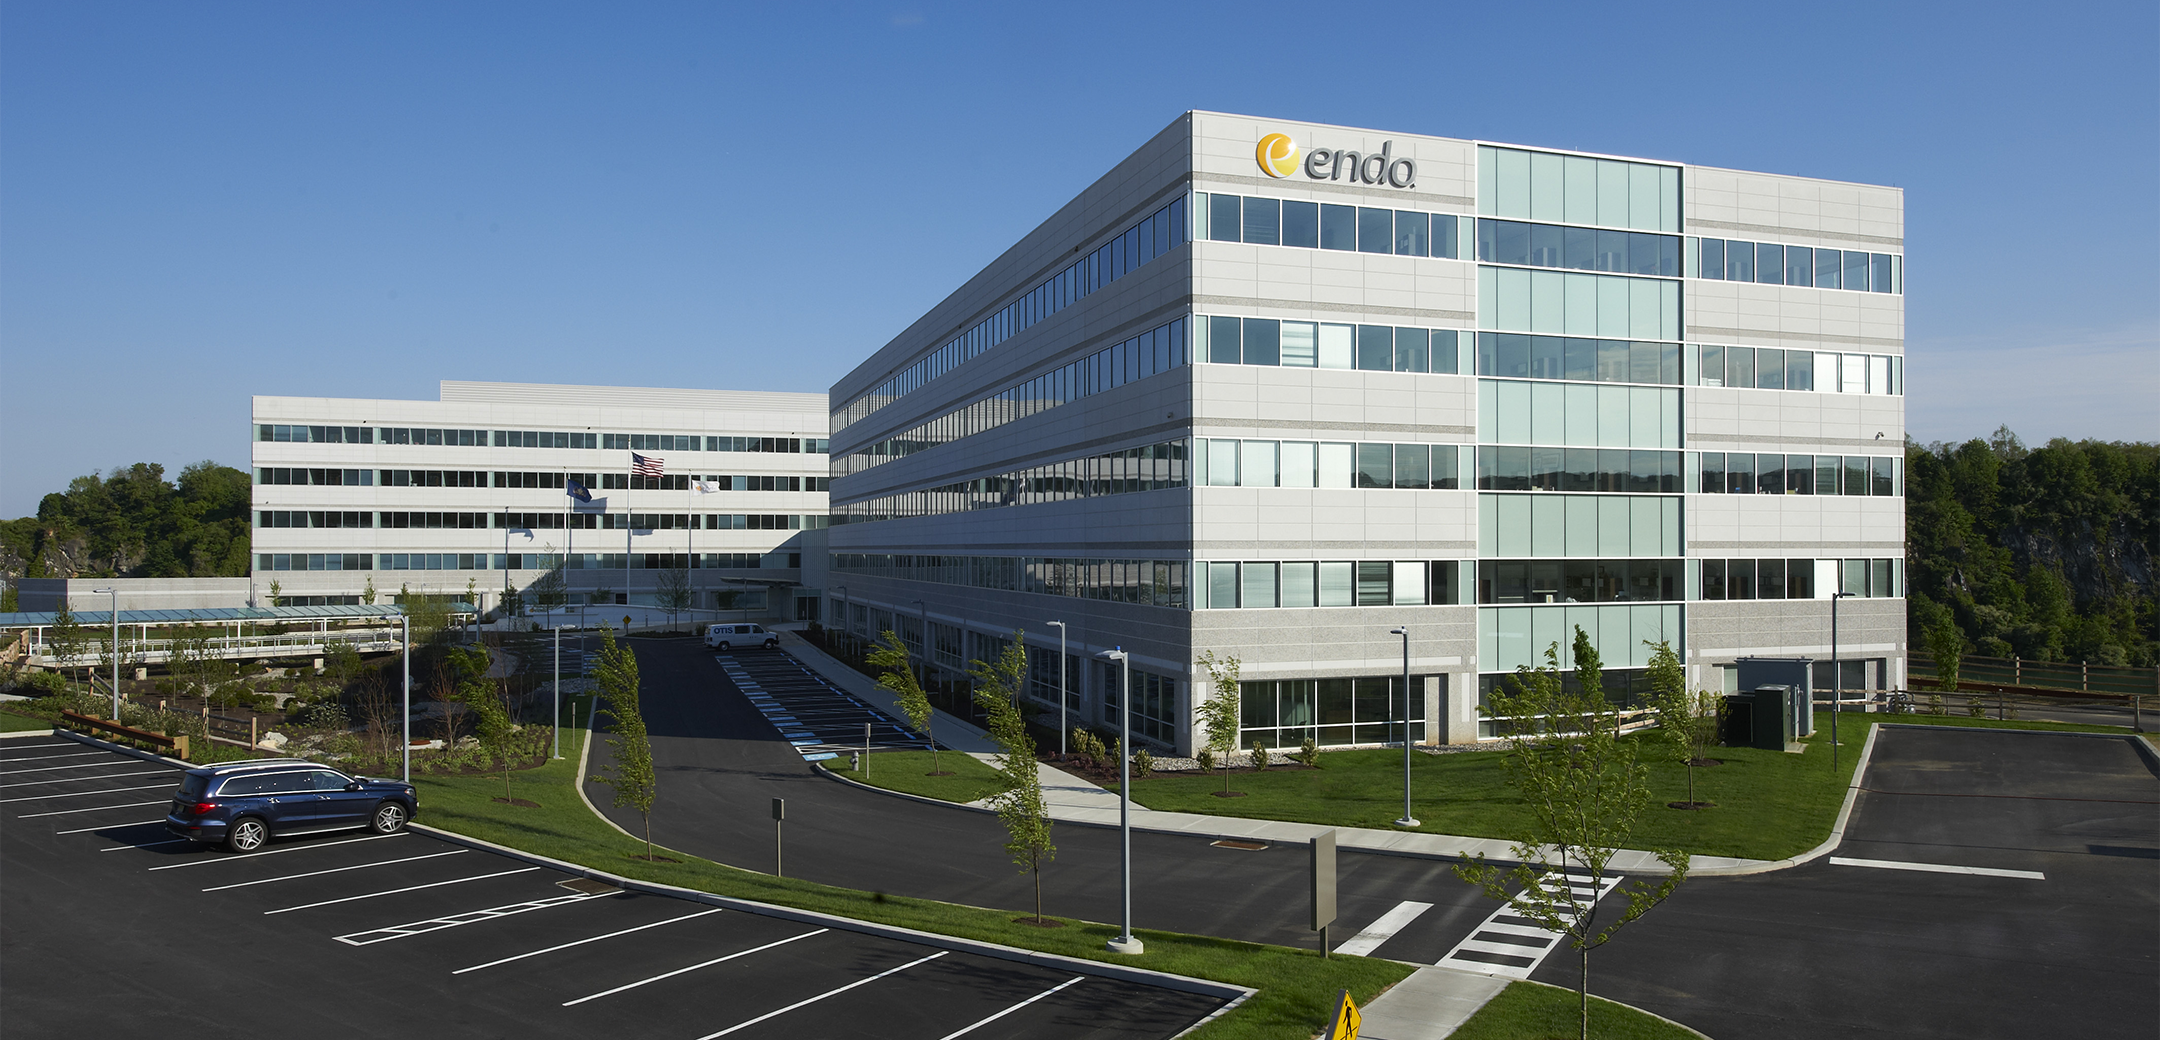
[811,761,998,816]
[1683,721,1883,878]
[1497,978,1715,1040]
[0,727,57,739]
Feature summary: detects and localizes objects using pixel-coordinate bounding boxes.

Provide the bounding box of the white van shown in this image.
[705,623,776,650]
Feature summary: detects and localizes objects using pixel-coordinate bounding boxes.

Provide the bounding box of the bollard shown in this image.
[771,797,786,878]
[863,722,872,778]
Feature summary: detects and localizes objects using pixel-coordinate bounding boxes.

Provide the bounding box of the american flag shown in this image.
[631,452,664,478]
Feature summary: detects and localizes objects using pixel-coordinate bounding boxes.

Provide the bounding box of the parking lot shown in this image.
[718,648,941,763]
[0,736,1228,1040]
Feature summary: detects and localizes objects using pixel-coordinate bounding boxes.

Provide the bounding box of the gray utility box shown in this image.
[1736,657,1815,738]
[1722,685,1798,750]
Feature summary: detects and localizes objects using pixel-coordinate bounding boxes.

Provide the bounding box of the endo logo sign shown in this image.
[1254,132,1417,188]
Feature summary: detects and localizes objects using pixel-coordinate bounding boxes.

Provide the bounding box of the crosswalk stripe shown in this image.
[1436,873,1623,979]
[1333,900,1434,957]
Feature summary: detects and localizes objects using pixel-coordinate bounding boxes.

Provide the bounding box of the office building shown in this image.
[826,112,1907,753]
[250,381,830,619]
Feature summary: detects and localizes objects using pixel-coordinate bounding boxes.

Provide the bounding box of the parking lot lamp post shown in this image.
[1389,626,1419,828]
[92,587,118,718]
[400,611,412,784]
[552,622,561,757]
[1095,647,1142,955]
[1832,591,1855,772]
[1047,620,1067,757]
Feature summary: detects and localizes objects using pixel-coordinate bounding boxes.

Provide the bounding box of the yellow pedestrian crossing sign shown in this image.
[1326,988,1361,1040]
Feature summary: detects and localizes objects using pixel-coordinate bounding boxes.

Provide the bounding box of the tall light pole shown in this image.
[92,587,118,719]
[552,620,562,754]
[399,610,412,784]
[1047,620,1067,757]
[1831,590,1855,772]
[1389,626,1419,828]
[1095,647,1142,955]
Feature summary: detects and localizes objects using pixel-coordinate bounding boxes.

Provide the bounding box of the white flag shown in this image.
[692,479,721,494]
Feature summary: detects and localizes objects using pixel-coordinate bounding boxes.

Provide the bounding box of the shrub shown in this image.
[1195,748,1214,773]
[1251,740,1270,770]
[1297,736,1321,767]
[1134,747,1153,779]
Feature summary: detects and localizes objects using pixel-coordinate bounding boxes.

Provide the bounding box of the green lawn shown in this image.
[826,749,1007,804]
[413,695,1413,1040]
[0,708,52,733]
[1453,980,1702,1040]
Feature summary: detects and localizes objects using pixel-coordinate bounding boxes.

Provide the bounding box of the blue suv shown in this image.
[166,760,419,853]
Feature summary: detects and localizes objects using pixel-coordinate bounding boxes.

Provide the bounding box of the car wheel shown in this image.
[763,639,777,649]
[370,801,409,834]
[225,817,268,853]
[717,641,731,651]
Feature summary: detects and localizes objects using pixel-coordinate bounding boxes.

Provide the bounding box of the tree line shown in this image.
[0,461,253,596]
[1906,428,2158,669]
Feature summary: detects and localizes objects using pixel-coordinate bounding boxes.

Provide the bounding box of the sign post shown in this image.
[771,797,785,878]
[1311,828,1337,957]
[1325,988,1362,1040]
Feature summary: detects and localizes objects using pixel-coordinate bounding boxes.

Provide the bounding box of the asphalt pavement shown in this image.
[595,638,2160,1039]
[0,735,1225,1040]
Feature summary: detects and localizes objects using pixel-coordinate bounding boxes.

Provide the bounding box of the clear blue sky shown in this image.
[3,1,2155,517]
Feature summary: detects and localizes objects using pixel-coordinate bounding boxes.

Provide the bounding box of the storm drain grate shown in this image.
[1210,840,1268,851]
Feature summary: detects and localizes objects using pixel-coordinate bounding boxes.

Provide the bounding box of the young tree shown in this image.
[589,628,658,860]
[1195,650,1243,795]
[529,546,568,612]
[361,577,377,606]
[869,630,944,774]
[1455,627,1689,1040]
[47,602,88,683]
[969,632,1056,924]
[448,644,517,802]
[654,562,694,634]
[1646,639,1722,809]
[267,580,282,607]
[1926,615,1962,693]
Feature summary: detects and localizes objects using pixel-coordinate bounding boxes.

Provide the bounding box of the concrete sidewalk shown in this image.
[776,633,1773,876]
[1359,967,1513,1039]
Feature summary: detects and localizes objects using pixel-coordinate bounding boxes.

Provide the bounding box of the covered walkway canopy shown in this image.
[0,603,475,670]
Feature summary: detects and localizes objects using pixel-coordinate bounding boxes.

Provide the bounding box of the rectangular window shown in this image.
[1242,318,1280,366]
[1844,249,1870,291]
[1280,321,1318,367]
[1700,238,1725,280]
[1319,561,1355,607]
[1356,561,1392,606]
[1318,324,1354,369]
[1320,204,1357,250]
[1282,200,1319,248]
[1815,248,1841,288]
[1239,440,1278,488]
[1394,211,1430,256]
[1757,454,1783,495]
[1356,325,1393,371]
[1281,562,1317,607]
[1727,241,1755,281]
[1758,559,1787,599]
[1209,315,1242,364]
[1394,328,1429,373]
[1280,441,1317,487]
[1355,443,1393,489]
[1357,207,1392,254]
[1787,455,1814,495]
[1702,559,1726,600]
[1756,243,1784,284]
[1871,253,1894,293]
[1393,445,1430,489]
[1241,562,1278,609]
[1785,246,1812,286]
[1208,562,1239,609]
[1242,196,1280,246]
[1209,194,1241,242]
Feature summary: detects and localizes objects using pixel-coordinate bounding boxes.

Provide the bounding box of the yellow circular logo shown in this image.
[1256,133,1299,178]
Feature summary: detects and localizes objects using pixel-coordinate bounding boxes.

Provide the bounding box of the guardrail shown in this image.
[60,709,190,760]
[21,628,404,668]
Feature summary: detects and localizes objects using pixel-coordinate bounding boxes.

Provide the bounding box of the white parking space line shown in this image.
[20,799,167,819]
[1333,900,1436,957]
[561,929,829,1006]
[1,770,170,789]
[201,849,468,891]
[2,783,173,804]
[1829,856,2046,880]
[336,890,609,946]
[263,867,542,915]
[148,832,405,869]
[696,950,949,1038]
[453,907,727,973]
[101,838,192,852]
[0,743,75,751]
[0,753,118,769]
[57,819,164,834]
[934,976,1087,1040]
